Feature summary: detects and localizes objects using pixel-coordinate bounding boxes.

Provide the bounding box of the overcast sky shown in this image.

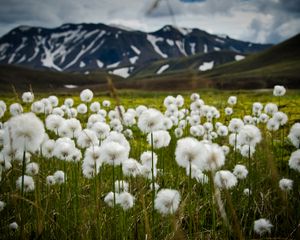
[0,0,299,43]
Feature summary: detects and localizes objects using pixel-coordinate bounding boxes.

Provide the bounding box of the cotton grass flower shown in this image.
[147,130,171,149]
[237,125,261,147]
[279,178,293,191]
[92,122,110,140]
[46,175,56,185]
[102,100,111,108]
[5,113,45,153]
[48,96,59,107]
[243,188,251,196]
[104,131,130,153]
[0,200,6,211]
[233,164,248,179]
[53,138,76,160]
[175,137,207,169]
[100,141,128,166]
[225,107,233,116]
[288,123,300,148]
[90,102,101,112]
[9,222,18,230]
[46,114,64,134]
[80,89,93,102]
[22,92,34,103]
[201,143,225,171]
[174,128,183,138]
[273,111,288,126]
[77,103,87,114]
[9,103,23,116]
[228,96,237,105]
[190,93,200,101]
[288,150,300,172]
[264,103,278,115]
[254,218,273,235]
[240,145,256,157]
[16,175,35,192]
[217,125,228,137]
[64,98,74,107]
[77,129,99,148]
[140,151,158,168]
[154,189,181,215]
[259,113,269,123]
[266,118,280,131]
[117,192,135,210]
[228,118,244,133]
[252,102,263,115]
[273,85,286,96]
[25,162,39,176]
[214,170,237,189]
[104,192,119,207]
[164,96,176,107]
[138,108,163,133]
[54,170,65,184]
[122,158,142,177]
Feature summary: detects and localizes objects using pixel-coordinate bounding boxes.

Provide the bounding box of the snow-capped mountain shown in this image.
[0,23,272,76]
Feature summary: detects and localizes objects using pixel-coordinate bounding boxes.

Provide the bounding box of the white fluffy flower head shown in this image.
[154,189,181,215]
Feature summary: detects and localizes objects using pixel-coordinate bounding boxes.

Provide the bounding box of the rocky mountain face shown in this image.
[0,23,272,77]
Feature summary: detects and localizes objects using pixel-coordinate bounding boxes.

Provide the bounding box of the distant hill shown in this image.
[0,23,271,76]
[202,33,300,89]
[125,33,300,90]
[0,64,124,93]
[0,27,298,92]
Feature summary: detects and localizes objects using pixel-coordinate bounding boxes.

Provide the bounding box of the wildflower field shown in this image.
[0,87,300,239]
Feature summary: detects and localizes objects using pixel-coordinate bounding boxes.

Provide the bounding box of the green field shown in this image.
[0,88,300,239]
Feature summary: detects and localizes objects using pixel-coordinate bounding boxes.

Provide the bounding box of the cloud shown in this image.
[0,0,299,43]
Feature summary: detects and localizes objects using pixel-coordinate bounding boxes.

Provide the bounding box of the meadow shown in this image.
[0,87,300,240]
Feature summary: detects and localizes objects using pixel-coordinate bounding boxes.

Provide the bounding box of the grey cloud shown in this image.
[246,0,300,43]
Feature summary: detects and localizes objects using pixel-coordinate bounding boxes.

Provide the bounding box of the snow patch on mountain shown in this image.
[147,34,168,58]
[131,45,141,55]
[190,43,196,55]
[204,44,208,53]
[166,39,174,46]
[107,61,120,69]
[175,40,187,56]
[129,56,138,64]
[96,59,104,68]
[157,64,169,74]
[111,67,131,78]
[199,61,214,71]
[235,55,245,61]
[80,61,86,68]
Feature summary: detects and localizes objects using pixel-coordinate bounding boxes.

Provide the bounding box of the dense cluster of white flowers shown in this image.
[0,85,298,236]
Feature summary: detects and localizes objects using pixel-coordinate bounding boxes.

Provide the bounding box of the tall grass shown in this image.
[0,89,299,239]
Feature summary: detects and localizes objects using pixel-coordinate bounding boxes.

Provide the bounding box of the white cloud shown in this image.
[0,0,299,43]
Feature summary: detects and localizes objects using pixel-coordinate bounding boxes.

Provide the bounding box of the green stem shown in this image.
[151,132,155,238]
[20,149,26,239]
[188,163,192,238]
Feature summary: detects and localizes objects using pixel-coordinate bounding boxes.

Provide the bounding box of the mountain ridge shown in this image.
[0,22,272,75]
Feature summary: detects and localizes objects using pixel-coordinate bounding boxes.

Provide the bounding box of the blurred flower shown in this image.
[214,170,237,189]
[273,85,286,97]
[288,150,300,172]
[154,189,181,215]
[80,89,93,102]
[16,175,35,192]
[279,178,293,191]
[254,218,273,235]
[22,92,34,103]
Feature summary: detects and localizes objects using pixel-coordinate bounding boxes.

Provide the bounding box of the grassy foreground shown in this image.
[0,88,300,239]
